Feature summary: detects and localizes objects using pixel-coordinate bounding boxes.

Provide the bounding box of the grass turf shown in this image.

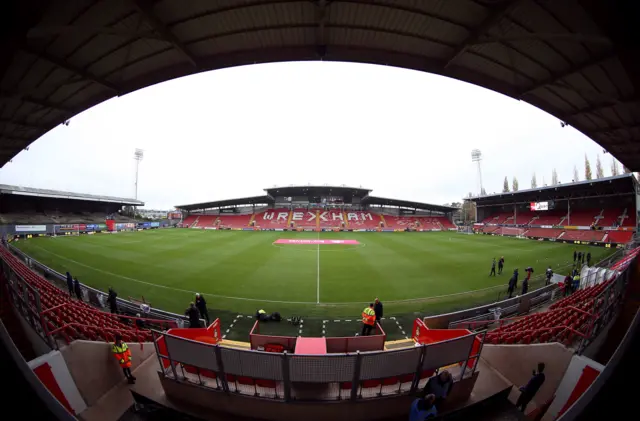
[13,229,612,339]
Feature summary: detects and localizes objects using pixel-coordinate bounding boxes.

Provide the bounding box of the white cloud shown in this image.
[0,62,617,208]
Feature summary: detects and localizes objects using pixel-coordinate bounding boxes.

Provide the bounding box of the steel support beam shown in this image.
[132,0,199,68]
[0,90,71,112]
[20,45,119,92]
[519,52,615,96]
[0,118,47,130]
[473,33,610,46]
[444,0,523,69]
[567,97,639,118]
[27,24,163,41]
[315,0,328,58]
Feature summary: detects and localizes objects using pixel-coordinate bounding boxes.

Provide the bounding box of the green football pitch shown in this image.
[13,229,612,340]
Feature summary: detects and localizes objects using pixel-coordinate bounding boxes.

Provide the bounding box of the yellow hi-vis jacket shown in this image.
[362,307,376,326]
[112,342,132,368]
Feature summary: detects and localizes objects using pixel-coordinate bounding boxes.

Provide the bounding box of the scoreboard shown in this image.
[530,201,554,211]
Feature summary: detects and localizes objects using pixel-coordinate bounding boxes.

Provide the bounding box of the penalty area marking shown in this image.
[27,243,515,306]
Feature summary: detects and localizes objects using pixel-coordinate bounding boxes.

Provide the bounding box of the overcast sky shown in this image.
[0,62,624,209]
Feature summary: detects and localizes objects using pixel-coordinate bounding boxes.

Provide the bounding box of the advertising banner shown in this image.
[167,212,182,220]
[57,224,86,231]
[150,222,160,228]
[15,225,47,233]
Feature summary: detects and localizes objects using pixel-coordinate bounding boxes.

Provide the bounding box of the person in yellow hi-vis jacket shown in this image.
[361,303,376,336]
[112,333,135,384]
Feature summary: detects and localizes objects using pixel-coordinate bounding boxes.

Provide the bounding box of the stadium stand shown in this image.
[513,211,535,225]
[318,210,345,229]
[597,208,623,227]
[562,209,598,226]
[620,207,636,227]
[182,214,198,227]
[485,277,615,346]
[193,215,217,228]
[605,231,634,244]
[0,247,171,345]
[253,209,291,229]
[561,230,606,242]
[215,214,252,229]
[345,211,381,230]
[433,216,456,229]
[382,215,420,230]
[290,208,318,228]
[525,228,565,239]
[529,211,566,226]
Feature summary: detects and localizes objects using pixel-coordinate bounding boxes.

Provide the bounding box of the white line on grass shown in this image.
[26,243,555,306]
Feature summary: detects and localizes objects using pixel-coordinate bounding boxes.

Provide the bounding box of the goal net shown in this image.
[500,227,526,237]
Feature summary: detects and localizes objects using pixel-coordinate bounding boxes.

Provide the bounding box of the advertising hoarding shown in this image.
[15,225,47,233]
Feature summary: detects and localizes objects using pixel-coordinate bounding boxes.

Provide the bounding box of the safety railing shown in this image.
[152,328,485,402]
[7,243,187,325]
[1,259,53,348]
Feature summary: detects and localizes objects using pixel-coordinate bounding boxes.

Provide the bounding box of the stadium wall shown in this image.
[481,343,574,408]
[158,372,478,421]
[60,340,155,406]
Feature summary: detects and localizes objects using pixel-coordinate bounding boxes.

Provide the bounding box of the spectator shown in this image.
[195,293,210,326]
[573,250,577,263]
[563,274,573,296]
[422,370,453,408]
[545,266,553,286]
[516,363,546,412]
[489,258,496,276]
[498,256,505,275]
[185,303,201,328]
[107,287,118,314]
[73,277,82,301]
[587,252,592,266]
[508,270,518,298]
[374,298,383,324]
[135,313,145,330]
[409,394,438,421]
[66,272,73,296]
[522,277,529,295]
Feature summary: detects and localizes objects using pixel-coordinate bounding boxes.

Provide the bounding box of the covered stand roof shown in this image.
[176,195,273,211]
[363,196,457,213]
[466,173,637,206]
[0,183,144,205]
[264,185,372,198]
[1,1,639,169]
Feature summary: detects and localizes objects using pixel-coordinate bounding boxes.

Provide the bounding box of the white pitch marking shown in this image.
[334,320,340,322]
[345,320,352,322]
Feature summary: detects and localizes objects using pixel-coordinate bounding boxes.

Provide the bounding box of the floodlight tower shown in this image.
[134,149,144,200]
[471,149,484,196]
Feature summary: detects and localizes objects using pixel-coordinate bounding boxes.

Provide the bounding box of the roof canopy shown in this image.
[264,185,371,198]
[176,195,273,211]
[467,173,637,206]
[1,1,639,169]
[363,196,457,213]
[0,184,144,206]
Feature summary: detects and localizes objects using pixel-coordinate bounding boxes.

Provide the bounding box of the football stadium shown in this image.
[1,2,640,421]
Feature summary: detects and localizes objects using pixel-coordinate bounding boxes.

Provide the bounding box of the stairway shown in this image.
[0,285,36,361]
[315,210,320,230]
[248,213,256,227]
[379,214,387,228]
[286,210,293,229]
[343,211,349,229]
[190,215,200,228]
